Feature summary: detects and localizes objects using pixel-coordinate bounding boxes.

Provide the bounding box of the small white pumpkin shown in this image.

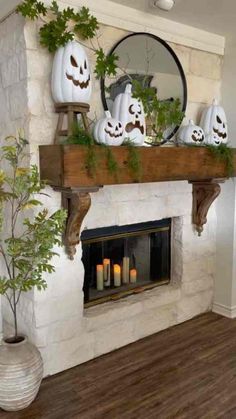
[200,99,228,146]
[51,41,92,104]
[178,119,205,145]
[112,84,146,146]
[93,111,124,146]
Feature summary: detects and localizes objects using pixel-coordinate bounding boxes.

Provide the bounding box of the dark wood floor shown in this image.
[1,312,236,419]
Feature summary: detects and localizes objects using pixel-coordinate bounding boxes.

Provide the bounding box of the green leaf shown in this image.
[74,6,99,40]
[94,49,118,79]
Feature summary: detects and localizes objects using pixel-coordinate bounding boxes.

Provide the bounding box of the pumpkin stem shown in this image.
[105,111,111,118]
[125,84,132,94]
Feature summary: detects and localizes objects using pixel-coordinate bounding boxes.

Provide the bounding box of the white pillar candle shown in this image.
[103,258,111,287]
[122,257,130,284]
[130,269,137,284]
[96,265,104,290]
[114,264,121,287]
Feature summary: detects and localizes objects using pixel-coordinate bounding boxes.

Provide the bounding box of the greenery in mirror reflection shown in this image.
[132,79,184,145]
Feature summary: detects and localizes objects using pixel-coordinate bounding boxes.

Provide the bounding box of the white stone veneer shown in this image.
[0,13,221,376]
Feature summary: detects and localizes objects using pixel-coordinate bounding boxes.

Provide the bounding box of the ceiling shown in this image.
[109,0,236,36]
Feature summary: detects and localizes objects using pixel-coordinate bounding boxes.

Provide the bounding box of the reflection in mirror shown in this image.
[101,33,187,145]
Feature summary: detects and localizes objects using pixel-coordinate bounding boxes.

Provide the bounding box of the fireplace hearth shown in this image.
[81,219,171,306]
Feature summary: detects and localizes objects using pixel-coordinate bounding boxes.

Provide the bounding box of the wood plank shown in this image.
[39,145,63,187]
[39,145,236,188]
[2,313,236,418]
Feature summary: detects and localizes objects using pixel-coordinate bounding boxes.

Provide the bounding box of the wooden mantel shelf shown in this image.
[39,145,236,187]
[39,145,236,258]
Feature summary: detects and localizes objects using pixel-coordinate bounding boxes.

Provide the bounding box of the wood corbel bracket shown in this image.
[189,179,225,236]
[54,187,100,260]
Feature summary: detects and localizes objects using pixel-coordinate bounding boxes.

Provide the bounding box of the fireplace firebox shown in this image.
[81,219,171,307]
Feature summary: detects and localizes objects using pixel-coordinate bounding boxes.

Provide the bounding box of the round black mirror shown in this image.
[101,32,187,145]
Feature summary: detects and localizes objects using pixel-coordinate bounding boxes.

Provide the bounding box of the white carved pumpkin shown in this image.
[112,84,146,146]
[93,111,124,146]
[178,119,205,145]
[200,99,228,146]
[51,41,92,104]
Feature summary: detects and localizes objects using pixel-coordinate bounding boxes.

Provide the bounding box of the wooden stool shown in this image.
[54,102,90,144]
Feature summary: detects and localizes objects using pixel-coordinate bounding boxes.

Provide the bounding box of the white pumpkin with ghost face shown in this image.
[200,99,228,146]
[112,84,146,146]
[94,111,124,146]
[51,41,92,104]
[178,119,205,145]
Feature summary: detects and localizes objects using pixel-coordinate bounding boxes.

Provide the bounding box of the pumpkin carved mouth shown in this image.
[104,129,123,138]
[125,121,144,134]
[191,130,204,142]
[213,127,227,139]
[66,73,90,89]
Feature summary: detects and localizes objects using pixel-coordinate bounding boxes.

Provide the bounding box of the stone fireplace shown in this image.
[0,2,223,377]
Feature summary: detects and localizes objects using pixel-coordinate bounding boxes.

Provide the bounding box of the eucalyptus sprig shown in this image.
[17,0,118,78]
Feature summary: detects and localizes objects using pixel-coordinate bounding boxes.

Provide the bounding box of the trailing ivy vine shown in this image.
[206,143,234,177]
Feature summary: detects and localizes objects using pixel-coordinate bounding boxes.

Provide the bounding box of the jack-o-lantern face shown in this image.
[178,120,206,146]
[126,102,145,135]
[66,54,90,89]
[200,99,228,146]
[94,111,124,146]
[51,41,92,104]
[212,114,227,143]
[112,84,146,146]
[191,128,205,143]
[105,120,123,140]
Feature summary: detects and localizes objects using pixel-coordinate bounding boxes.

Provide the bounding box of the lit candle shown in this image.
[130,269,137,284]
[96,265,104,291]
[114,264,121,287]
[122,257,130,284]
[103,258,111,287]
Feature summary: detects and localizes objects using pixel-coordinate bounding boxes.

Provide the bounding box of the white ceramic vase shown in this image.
[0,336,43,411]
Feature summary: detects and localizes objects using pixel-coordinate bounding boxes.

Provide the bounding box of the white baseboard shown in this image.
[212,302,236,319]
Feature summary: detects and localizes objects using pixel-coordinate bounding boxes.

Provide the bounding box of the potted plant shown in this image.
[0,135,67,411]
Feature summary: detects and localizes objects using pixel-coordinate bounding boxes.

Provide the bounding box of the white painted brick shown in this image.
[184,101,205,125]
[190,50,222,80]
[85,299,143,332]
[133,304,177,340]
[43,334,95,376]
[8,81,28,120]
[182,276,214,295]
[166,193,192,217]
[28,80,44,116]
[177,289,213,323]
[27,50,52,79]
[94,320,134,357]
[170,43,190,74]
[1,55,20,88]
[142,286,181,310]
[187,75,221,104]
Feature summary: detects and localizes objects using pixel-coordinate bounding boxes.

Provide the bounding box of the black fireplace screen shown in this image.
[81,219,171,306]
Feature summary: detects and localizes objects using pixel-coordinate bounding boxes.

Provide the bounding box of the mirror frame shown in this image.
[100,32,188,143]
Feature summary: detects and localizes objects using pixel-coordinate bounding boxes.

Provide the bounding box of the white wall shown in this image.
[213,36,236,317]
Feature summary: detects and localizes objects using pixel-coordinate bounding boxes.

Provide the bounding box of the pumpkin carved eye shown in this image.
[129,104,135,115]
[84,60,87,70]
[107,122,112,128]
[70,55,78,67]
[216,115,222,124]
